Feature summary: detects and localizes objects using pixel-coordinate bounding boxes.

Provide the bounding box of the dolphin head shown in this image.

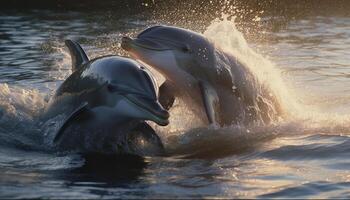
[85,56,169,126]
[121,25,215,81]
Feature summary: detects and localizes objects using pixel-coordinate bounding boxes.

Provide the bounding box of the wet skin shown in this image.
[43,40,169,155]
[122,26,282,126]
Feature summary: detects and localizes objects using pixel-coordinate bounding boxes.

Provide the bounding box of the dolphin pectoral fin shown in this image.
[159,81,175,110]
[199,81,220,125]
[53,102,91,143]
[65,40,89,71]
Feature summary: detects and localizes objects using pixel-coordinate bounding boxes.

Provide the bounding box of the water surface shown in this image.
[2,3,350,198]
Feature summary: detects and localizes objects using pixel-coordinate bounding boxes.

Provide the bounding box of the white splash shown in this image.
[0,84,46,120]
[202,17,350,129]
[204,16,300,120]
[49,46,72,81]
[164,17,350,157]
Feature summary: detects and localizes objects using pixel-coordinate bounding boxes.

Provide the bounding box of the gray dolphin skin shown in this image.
[43,40,169,155]
[121,25,282,126]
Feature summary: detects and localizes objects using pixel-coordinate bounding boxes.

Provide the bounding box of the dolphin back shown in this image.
[65,39,89,71]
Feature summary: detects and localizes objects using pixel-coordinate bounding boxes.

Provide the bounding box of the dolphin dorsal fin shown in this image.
[65,40,89,72]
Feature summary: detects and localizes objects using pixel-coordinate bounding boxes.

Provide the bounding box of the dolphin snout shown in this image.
[135,97,170,126]
[149,103,169,119]
[124,94,170,126]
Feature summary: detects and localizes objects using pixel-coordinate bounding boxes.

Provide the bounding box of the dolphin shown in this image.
[42,40,169,155]
[121,25,282,126]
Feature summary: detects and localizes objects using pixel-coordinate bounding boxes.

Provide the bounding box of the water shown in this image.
[2,3,350,198]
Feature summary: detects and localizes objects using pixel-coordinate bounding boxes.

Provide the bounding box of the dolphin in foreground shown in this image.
[42,40,169,155]
[121,25,283,126]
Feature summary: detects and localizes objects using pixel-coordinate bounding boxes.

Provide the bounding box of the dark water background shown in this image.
[2,1,350,198]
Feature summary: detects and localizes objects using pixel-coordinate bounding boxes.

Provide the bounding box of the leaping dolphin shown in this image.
[42,40,169,155]
[121,25,283,126]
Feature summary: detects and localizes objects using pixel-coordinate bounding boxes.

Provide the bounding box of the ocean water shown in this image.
[2,3,350,198]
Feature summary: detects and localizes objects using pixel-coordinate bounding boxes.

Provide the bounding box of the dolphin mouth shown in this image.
[122,36,173,52]
[124,94,169,126]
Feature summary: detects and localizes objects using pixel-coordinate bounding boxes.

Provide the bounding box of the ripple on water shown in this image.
[1,8,350,199]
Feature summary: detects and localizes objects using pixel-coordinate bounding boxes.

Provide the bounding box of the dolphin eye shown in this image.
[181,45,191,53]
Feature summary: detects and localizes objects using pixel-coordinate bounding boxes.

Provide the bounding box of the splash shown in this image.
[204,17,350,127]
[162,17,350,158]
[1,17,350,158]
[204,16,299,120]
[0,84,47,149]
[155,17,297,138]
[0,84,46,120]
[49,45,72,81]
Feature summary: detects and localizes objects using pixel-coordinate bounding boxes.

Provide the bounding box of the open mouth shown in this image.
[124,94,169,126]
[121,37,172,52]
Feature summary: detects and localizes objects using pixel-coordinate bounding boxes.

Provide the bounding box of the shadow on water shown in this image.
[55,154,148,187]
